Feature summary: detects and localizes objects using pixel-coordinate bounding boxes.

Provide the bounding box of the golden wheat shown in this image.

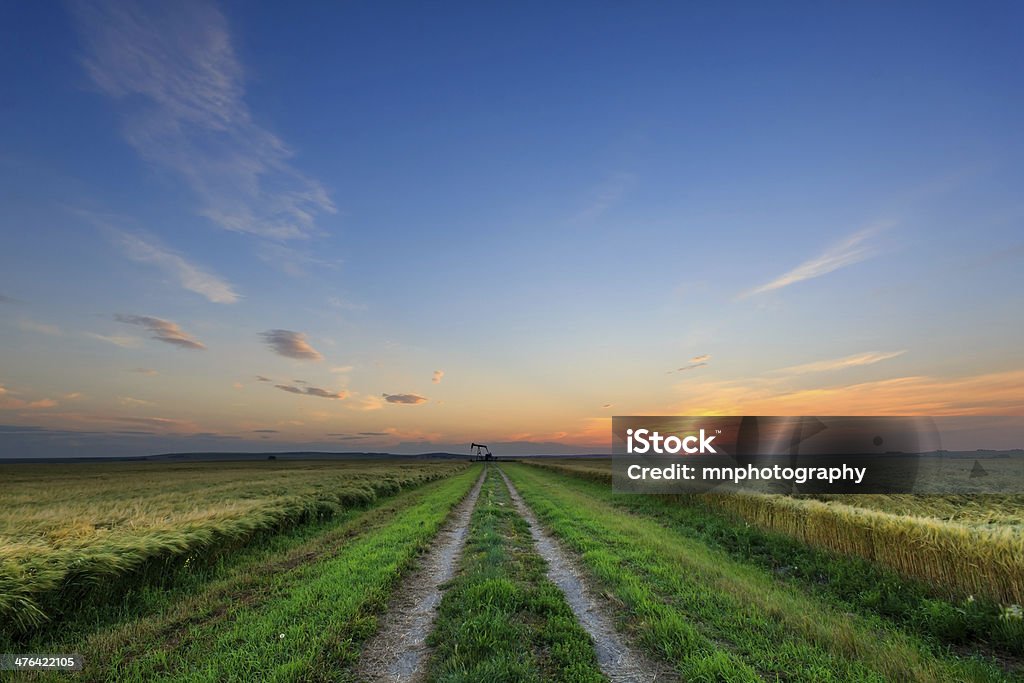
[0,460,466,631]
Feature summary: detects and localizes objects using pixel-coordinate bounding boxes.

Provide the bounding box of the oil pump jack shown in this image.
[470,443,495,462]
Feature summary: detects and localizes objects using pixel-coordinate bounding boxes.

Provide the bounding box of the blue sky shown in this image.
[1,1,1023,457]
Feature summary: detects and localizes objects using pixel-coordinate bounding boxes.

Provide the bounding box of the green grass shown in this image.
[546,468,1024,657]
[4,466,481,682]
[425,466,606,683]
[527,458,1024,606]
[504,463,1021,682]
[0,460,465,635]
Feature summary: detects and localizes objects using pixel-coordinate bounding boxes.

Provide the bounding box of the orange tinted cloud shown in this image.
[672,369,1024,416]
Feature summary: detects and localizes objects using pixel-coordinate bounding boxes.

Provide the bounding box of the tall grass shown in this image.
[525,459,1024,605]
[0,460,466,634]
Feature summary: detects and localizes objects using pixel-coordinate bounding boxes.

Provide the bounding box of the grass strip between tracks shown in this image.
[425,466,607,683]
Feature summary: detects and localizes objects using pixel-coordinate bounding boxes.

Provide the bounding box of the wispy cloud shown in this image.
[776,350,907,375]
[255,375,272,382]
[572,172,634,223]
[672,369,1024,417]
[432,370,444,384]
[382,393,428,405]
[0,385,59,410]
[118,396,154,407]
[17,320,63,336]
[115,314,205,350]
[260,330,323,361]
[677,362,707,372]
[88,333,143,348]
[257,242,339,277]
[112,230,239,303]
[347,394,385,411]
[667,354,712,374]
[273,383,347,400]
[72,0,335,241]
[327,296,366,312]
[0,294,16,304]
[741,222,892,298]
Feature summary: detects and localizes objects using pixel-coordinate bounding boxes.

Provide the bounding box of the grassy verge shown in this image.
[0,460,466,635]
[525,463,1023,657]
[504,463,1020,682]
[527,459,1024,606]
[8,467,481,682]
[425,466,606,683]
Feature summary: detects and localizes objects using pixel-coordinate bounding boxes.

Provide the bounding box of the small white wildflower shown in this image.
[280,633,285,639]
[1000,604,1023,621]
[966,595,975,604]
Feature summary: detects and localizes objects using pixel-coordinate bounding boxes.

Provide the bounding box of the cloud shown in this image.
[112,230,239,303]
[131,367,158,375]
[327,296,366,312]
[257,242,339,277]
[432,370,444,384]
[118,396,154,407]
[255,375,272,382]
[252,429,278,433]
[0,385,59,410]
[273,383,347,400]
[115,314,205,349]
[672,362,707,373]
[690,354,711,364]
[18,320,62,336]
[776,350,907,375]
[72,0,335,241]
[92,415,198,431]
[0,294,16,303]
[260,330,323,360]
[304,386,347,399]
[88,333,143,348]
[740,222,892,298]
[602,403,613,409]
[330,366,353,374]
[325,432,389,441]
[672,369,1024,417]
[572,172,634,223]
[382,393,428,405]
[348,394,385,411]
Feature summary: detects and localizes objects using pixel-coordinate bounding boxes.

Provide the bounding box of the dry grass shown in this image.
[0,459,466,632]
[526,458,1024,605]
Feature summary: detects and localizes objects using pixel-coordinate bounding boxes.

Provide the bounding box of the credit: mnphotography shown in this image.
[627,463,868,485]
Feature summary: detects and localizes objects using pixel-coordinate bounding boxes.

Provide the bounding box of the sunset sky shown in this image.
[2,1,1023,457]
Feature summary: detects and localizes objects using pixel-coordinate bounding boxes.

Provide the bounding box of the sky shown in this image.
[1,1,1023,457]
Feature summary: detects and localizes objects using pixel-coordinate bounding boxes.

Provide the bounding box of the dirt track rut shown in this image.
[354,468,486,682]
[498,467,675,682]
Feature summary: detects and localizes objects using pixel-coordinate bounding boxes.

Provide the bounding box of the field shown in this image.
[529,458,1024,606]
[0,460,467,632]
[1,459,1021,681]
